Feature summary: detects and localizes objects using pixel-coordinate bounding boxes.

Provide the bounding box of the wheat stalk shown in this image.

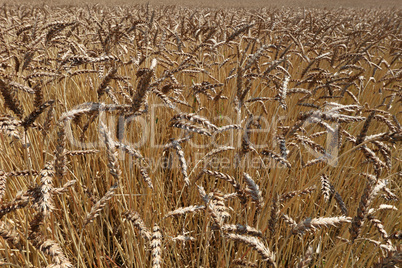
[123,210,152,240]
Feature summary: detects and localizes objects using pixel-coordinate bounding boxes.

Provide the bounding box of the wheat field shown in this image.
[0,3,401,268]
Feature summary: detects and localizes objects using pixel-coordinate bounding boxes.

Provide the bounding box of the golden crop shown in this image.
[0,4,400,267]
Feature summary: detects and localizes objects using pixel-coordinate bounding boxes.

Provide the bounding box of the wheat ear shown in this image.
[350,178,379,242]
[243,172,264,210]
[164,205,206,218]
[151,224,163,268]
[226,233,276,267]
[29,234,74,268]
[0,191,30,220]
[0,222,22,249]
[292,216,351,234]
[99,122,121,180]
[83,183,118,227]
[123,210,151,240]
[0,171,7,202]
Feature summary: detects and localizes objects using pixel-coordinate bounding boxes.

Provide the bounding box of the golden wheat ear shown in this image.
[99,122,121,180]
[0,191,31,220]
[164,205,206,218]
[0,222,23,250]
[123,210,152,240]
[151,224,162,268]
[83,183,118,227]
[0,171,7,202]
[226,233,276,267]
[292,216,352,235]
[221,223,263,238]
[243,172,264,210]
